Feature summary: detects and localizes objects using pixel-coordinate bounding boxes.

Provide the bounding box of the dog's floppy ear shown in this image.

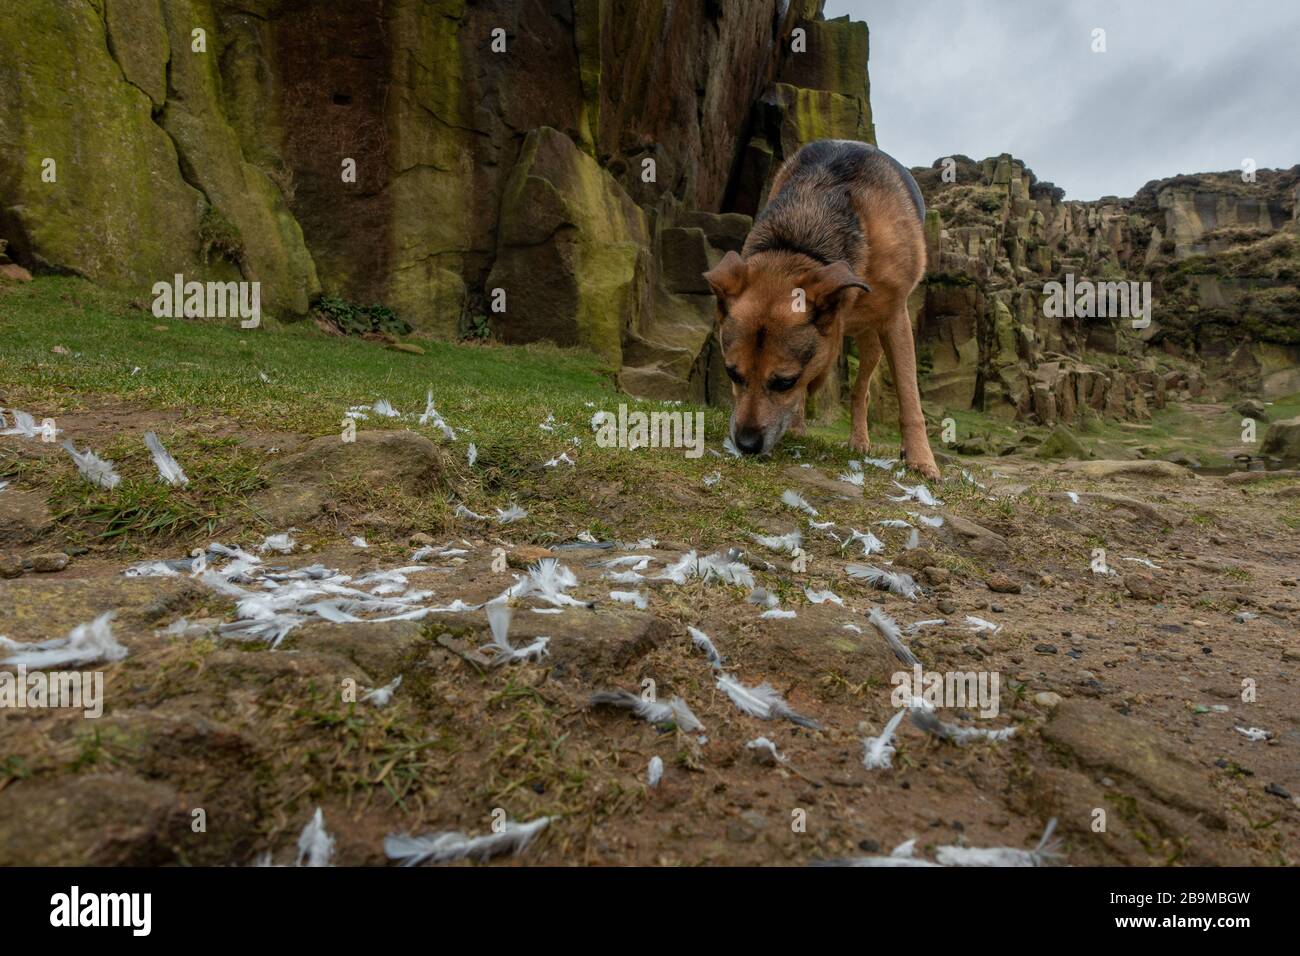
[703,251,748,302]
[801,260,870,312]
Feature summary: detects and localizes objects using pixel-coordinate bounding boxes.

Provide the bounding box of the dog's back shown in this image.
[743,140,925,272]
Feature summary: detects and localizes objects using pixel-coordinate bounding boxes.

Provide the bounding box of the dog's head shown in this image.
[703,250,868,455]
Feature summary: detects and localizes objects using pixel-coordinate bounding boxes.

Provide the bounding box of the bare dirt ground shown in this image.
[1,404,1297,867]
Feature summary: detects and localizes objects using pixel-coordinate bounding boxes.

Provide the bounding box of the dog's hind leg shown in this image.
[849,329,883,453]
[881,307,940,480]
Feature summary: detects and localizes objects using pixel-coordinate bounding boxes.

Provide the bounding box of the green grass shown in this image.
[3,278,936,550]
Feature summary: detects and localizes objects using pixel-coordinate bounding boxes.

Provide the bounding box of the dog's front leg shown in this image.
[849,329,883,453]
[881,309,940,480]
[788,394,807,437]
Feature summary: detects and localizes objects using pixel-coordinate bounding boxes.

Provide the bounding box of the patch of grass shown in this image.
[48,434,267,545]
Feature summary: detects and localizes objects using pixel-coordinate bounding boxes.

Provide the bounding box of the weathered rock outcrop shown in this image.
[910,155,1300,423]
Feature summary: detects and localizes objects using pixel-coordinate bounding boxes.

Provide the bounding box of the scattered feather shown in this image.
[647,756,664,788]
[907,512,944,528]
[964,615,1002,634]
[868,606,921,666]
[889,480,943,507]
[687,626,724,669]
[495,505,527,524]
[746,587,780,609]
[656,550,754,589]
[480,602,549,665]
[804,587,843,606]
[467,443,477,466]
[258,532,295,554]
[905,618,946,634]
[362,675,402,707]
[842,528,885,556]
[1235,726,1271,741]
[385,817,551,866]
[749,530,801,554]
[453,504,485,521]
[746,737,786,764]
[351,536,369,549]
[0,612,124,667]
[588,689,703,731]
[862,709,907,769]
[295,809,335,867]
[935,819,1060,867]
[760,608,796,619]
[61,440,120,490]
[910,706,1016,744]
[846,564,921,600]
[780,489,819,516]
[544,452,575,468]
[716,674,820,729]
[609,589,648,610]
[1065,491,1080,505]
[143,431,189,486]
[1122,556,1162,570]
[703,471,721,487]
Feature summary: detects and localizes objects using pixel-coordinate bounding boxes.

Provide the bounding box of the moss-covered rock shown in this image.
[487,127,649,364]
[0,0,206,287]
[159,0,319,315]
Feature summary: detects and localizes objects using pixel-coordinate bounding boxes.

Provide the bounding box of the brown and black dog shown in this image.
[703,139,939,480]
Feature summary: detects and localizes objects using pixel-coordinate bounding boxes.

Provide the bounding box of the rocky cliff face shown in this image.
[1,0,867,391]
[3,2,1294,420]
[910,155,1300,428]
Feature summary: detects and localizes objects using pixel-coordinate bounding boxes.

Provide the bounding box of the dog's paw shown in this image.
[848,433,871,454]
[908,458,941,482]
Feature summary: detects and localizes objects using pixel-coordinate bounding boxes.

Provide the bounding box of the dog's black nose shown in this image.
[735,428,765,455]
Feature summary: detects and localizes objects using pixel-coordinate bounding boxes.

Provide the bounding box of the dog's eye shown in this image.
[725,365,745,386]
[768,375,799,393]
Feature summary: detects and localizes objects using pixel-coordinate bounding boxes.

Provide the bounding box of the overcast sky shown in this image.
[823,0,1300,200]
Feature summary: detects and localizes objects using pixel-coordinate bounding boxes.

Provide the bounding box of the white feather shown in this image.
[843,528,885,556]
[804,587,844,606]
[749,530,801,554]
[935,819,1060,867]
[143,431,189,486]
[0,612,124,667]
[869,606,920,666]
[687,625,724,669]
[862,709,907,769]
[910,706,1016,744]
[888,481,943,507]
[780,489,819,516]
[480,601,549,665]
[362,674,402,707]
[467,443,477,466]
[647,756,664,788]
[495,505,527,524]
[258,532,295,554]
[716,673,820,729]
[965,615,1001,634]
[746,737,786,764]
[609,589,648,610]
[61,440,120,490]
[656,550,754,588]
[385,816,551,866]
[760,608,796,619]
[295,808,335,867]
[588,689,704,731]
[846,564,921,600]
[454,503,485,520]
